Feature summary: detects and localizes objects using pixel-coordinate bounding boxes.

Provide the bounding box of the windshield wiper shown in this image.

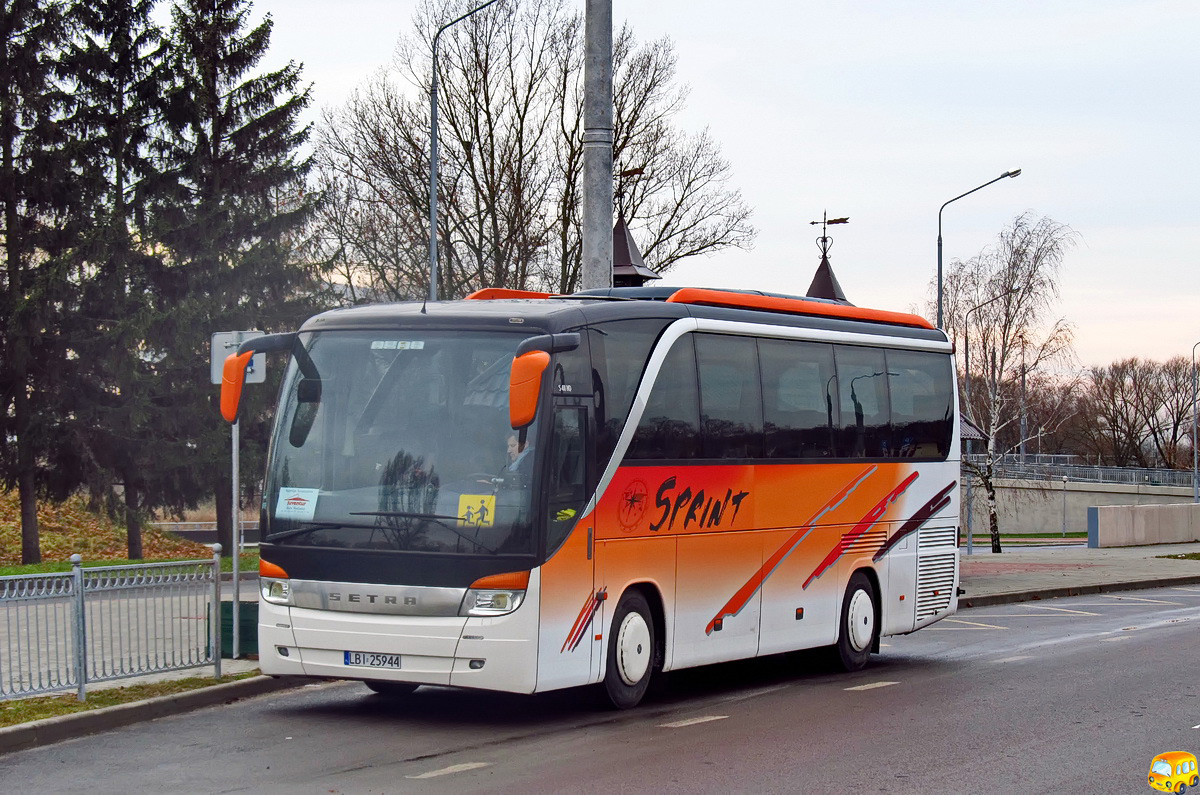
[265,522,373,543]
[350,511,498,554]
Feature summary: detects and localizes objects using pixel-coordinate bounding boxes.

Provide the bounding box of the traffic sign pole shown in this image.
[211,330,265,659]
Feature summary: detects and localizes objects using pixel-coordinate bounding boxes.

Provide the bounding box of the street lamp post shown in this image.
[1192,341,1200,502]
[936,169,1022,328]
[428,0,504,301]
[961,290,1015,556]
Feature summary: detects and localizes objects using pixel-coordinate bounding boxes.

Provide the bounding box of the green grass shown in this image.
[0,550,260,577]
[0,671,260,728]
[965,532,1088,542]
[1158,553,1200,561]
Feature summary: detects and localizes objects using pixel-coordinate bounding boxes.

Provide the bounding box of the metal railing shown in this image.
[965,455,1195,488]
[0,549,222,702]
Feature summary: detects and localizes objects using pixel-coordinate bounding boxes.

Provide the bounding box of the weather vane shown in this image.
[809,211,849,261]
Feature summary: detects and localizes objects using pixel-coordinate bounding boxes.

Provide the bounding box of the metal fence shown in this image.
[965,454,1196,488]
[0,550,221,701]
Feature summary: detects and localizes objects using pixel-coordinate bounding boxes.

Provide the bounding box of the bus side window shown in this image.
[834,345,891,459]
[695,334,763,459]
[546,406,588,554]
[626,336,700,461]
[760,339,838,459]
[885,349,954,460]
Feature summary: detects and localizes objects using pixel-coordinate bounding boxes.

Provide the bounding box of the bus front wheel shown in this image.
[604,590,656,709]
[834,572,878,672]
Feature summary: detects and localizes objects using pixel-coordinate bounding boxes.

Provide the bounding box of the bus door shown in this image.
[535,401,599,690]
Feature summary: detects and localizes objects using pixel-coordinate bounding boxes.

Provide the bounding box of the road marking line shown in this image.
[844,681,899,691]
[971,613,1075,618]
[926,627,995,631]
[1099,595,1183,606]
[1173,587,1200,593]
[721,684,787,704]
[1023,605,1101,616]
[943,618,1007,629]
[660,715,729,728]
[1193,724,1200,729]
[992,655,1033,663]
[1099,637,1130,642]
[406,763,490,779]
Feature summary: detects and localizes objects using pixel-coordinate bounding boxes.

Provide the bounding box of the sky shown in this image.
[242,0,1199,367]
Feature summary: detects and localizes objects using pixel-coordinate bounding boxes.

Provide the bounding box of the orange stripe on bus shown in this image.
[465,288,555,300]
[665,287,936,329]
[704,466,876,635]
[803,472,920,589]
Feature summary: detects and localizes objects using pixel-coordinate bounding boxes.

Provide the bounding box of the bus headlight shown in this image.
[261,578,292,605]
[460,589,525,616]
[459,570,530,617]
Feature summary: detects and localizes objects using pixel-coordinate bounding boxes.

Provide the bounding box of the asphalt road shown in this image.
[6,587,1200,794]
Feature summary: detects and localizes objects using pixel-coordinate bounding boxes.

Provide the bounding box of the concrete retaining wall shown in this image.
[961,477,1194,537]
[1086,503,1200,547]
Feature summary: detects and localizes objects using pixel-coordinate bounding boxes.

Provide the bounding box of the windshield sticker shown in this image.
[457,495,496,528]
[276,488,319,521]
[370,340,425,350]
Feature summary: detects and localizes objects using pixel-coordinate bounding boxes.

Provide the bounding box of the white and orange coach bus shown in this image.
[220,286,960,708]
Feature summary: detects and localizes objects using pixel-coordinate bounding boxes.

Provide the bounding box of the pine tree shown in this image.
[62,0,173,559]
[0,1,74,564]
[151,0,318,555]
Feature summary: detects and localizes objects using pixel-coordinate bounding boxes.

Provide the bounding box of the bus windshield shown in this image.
[264,329,537,555]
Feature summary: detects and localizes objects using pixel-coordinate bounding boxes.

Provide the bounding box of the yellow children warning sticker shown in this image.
[458,495,496,527]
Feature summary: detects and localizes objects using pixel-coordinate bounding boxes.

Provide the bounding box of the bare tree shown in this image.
[1073,359,1151,467]
[943,213,1077,552]
[1068,356,1194,469]
[308,0,755,300]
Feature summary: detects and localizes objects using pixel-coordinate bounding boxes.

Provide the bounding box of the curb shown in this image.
[0,675,305,756]
[959,574,1200,608]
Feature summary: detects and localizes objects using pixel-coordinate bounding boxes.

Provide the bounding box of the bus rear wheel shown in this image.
[833,572,878,672]
[604,590,656,709]
[364,681,418,698]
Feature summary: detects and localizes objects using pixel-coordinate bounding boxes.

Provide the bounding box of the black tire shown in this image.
[604,590,656,709]
[364,681,419,697]
[833,572,878,672]
[1192,776,1198,787]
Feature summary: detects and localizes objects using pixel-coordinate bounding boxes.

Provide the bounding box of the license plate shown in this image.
[343,651,402,669]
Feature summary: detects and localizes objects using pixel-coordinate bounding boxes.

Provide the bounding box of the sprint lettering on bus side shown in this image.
[648,476,750,533]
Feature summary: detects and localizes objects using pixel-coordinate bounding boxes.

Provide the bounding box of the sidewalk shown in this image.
[959,540,1200,607]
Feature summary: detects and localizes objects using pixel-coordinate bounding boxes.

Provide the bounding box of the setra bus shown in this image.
[220,286,960,708]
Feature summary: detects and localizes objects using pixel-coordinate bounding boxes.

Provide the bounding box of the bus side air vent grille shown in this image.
[918,527,957,550]
[843,530,887,554]
[916,552,956,619]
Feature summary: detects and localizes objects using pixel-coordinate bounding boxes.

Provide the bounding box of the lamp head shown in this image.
[1003,169,1022,178]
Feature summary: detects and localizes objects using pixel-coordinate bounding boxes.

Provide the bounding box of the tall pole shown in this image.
[231,419,240,659]
[1193,341,1199,502]
[936,169,1022,328]
[580,0,613,291]
[428,0,503,301]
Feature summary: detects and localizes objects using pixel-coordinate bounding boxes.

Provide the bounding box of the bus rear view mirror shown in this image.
[220,352,254,423]
[289,377,323,447]
[508,333,578,430]
[510,350,551,430]
[219,332,300,424]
